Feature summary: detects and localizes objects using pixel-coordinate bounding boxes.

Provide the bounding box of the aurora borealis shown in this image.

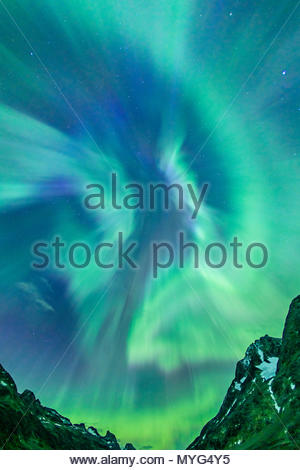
[0,0,299,449]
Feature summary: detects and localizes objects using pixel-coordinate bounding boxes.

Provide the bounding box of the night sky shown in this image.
[0,0,299,449]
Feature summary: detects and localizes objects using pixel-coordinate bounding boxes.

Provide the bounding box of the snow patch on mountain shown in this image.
[256,357,278,380]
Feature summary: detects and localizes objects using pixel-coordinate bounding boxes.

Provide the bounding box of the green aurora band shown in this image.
[0,0,299,448]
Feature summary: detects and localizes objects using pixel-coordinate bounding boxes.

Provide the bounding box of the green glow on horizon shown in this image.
[0,0,299,449]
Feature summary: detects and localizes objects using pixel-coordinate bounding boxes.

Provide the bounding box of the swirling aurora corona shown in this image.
[0,0,299,449]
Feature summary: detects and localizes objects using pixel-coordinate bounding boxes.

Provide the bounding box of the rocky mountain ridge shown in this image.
[0,364,133,449]
[1,295,299,450]
[188,295,300,450]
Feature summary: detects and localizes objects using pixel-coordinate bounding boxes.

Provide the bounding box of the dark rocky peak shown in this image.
[74,423,87,431]
[188,296,300,450]
[124,442,136,450]
[104,430,120,449]
[271,295,300,414]
[20,389,36,404]
[0,364,17,398]
[277,295,300,374]
[0,362,131,450]
[235,335,281,383]
[87,426,100,437]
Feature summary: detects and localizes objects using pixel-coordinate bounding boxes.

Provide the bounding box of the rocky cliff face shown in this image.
[188,295,300,450]
[0,365,130,449]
